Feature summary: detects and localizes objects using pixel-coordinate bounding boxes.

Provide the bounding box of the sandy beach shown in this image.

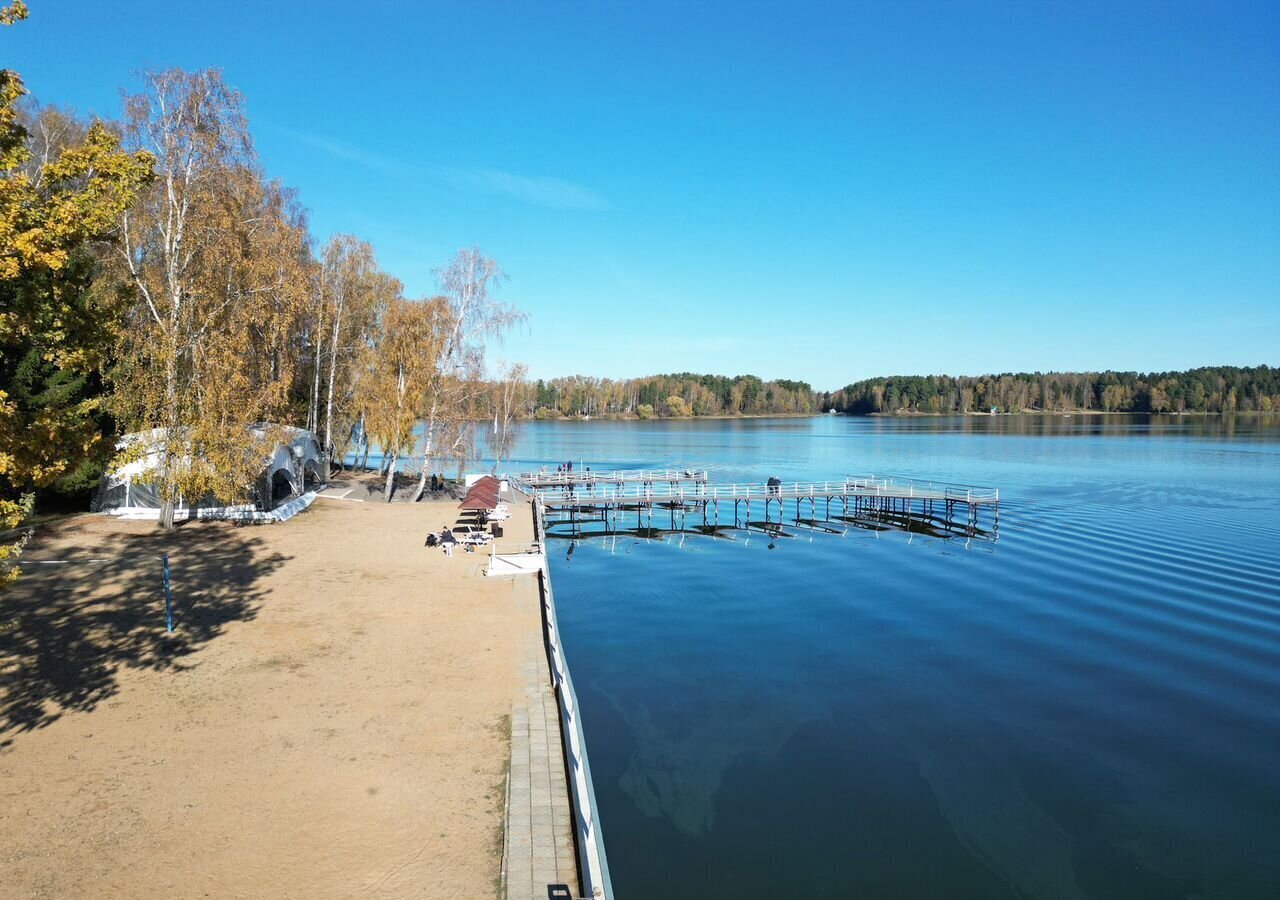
[0,485,538,899]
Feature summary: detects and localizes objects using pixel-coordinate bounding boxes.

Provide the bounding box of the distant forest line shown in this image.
[529,373,819,418]
[827,366,1279,415]
[528,366,1279,418]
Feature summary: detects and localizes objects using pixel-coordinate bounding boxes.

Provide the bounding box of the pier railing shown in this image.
[531,476,999,506]
[846,475,1000,504]
[517,468,708,487]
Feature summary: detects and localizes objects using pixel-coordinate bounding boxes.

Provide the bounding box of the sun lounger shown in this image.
[451,524,493,546]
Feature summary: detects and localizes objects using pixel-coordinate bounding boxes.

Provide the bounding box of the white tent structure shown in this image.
[92,425,327,523]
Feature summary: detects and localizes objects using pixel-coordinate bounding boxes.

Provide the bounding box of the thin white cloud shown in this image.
[274,126,608,211]
[276,127,412,179]
[456,168,608,211]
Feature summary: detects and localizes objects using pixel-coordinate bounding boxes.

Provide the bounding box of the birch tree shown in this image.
[488,361,527,474]
[328,267,399,473]
[410,248,522,501]
[306,235,388,463]
[115,69,310,529]
[363,296,444,500]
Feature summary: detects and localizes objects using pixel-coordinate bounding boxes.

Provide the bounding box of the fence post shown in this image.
[162,553,173,633]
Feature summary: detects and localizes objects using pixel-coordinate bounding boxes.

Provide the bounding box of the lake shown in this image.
[507,415,1280,899]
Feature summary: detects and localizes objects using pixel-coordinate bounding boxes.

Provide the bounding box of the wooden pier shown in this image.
[516,474,1000,541]
[515,468,708,489]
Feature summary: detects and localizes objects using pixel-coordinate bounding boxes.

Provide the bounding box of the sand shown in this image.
[0,486,539,899]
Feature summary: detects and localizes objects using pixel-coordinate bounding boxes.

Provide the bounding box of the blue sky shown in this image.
[8,1,1279,388]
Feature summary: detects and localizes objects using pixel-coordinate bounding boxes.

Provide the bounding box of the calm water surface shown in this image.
[512,415,1280,899]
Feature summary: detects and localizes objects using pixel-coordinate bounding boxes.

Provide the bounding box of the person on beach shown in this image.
[440,527,456,557]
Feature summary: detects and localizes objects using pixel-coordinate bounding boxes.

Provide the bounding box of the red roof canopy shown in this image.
[459,476,502,510]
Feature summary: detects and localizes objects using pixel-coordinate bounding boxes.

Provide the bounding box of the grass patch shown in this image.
[254,655,304,672]
[491,711,512,899]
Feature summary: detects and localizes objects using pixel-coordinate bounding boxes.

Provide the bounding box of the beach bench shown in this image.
[451,524,493,547]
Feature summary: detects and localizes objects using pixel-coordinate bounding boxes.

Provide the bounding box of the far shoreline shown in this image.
[524,409,1278,422]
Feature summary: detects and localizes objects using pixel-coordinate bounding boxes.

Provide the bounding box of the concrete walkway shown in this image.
[505,605,579,900]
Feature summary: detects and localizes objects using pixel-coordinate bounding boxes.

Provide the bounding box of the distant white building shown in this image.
[92,425,326,522]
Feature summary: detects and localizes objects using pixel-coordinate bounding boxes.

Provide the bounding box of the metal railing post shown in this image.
[162,554,173,633]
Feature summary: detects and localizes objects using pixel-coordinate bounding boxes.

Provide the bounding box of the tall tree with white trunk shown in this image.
[115,68,310,529]
[363,296,445,501]
[488,361,528,475]
[410,248,522,502]
[306,235,390,464]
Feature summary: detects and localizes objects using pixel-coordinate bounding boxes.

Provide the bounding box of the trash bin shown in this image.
[491,523,503,538]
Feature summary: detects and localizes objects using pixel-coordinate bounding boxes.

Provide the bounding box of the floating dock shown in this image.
[519,474,1000,541]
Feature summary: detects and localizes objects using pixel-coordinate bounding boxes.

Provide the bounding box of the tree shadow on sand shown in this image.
[0,523,288,749]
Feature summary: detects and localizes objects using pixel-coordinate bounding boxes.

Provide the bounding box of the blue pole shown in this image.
[162,553,173,633]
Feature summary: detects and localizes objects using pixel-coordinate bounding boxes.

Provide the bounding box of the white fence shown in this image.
[517,468,708,486]
[533,503,614,899]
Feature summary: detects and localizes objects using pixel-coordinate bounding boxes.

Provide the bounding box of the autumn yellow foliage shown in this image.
[2,3,153,580]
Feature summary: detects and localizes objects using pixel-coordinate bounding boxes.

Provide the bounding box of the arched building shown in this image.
[93,425,327,522]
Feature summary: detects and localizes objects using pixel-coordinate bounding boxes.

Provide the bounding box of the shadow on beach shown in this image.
[325,470,465,503]
[0,521,288,748]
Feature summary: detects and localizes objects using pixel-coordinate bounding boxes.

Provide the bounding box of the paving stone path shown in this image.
[505,614,578,900]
